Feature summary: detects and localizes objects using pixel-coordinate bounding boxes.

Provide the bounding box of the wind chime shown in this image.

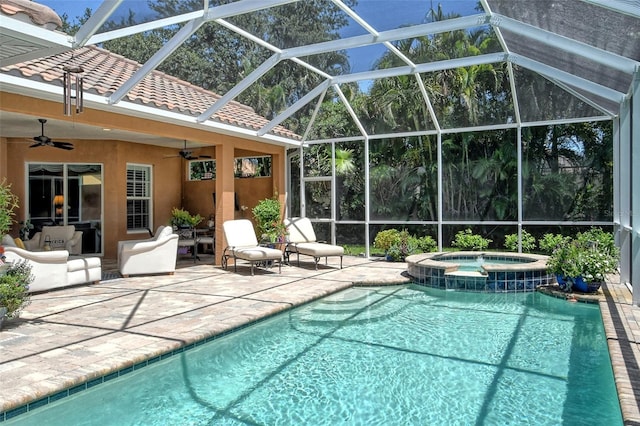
[63,64,84,116]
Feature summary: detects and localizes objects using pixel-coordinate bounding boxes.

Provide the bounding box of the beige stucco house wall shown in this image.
[0,91,287,263]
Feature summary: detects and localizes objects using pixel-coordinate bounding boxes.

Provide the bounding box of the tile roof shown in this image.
[0,0,62,30]
[1,45,301,141]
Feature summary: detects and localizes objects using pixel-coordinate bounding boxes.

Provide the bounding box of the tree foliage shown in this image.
[62,0,354,126]
[61,2,614,248]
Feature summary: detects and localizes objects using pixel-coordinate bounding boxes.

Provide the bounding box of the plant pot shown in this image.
[572,276,602,293]
[555,274,570,291]
[0,306,7,330]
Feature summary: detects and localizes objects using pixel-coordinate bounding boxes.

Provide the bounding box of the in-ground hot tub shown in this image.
[406,251,552,292]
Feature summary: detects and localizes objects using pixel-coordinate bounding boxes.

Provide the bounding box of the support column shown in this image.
[214,140,236,266]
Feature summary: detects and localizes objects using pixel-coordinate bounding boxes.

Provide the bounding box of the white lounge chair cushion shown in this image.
[293,242,344,257]
[285,217,317,243]
[227,246,283,261]
[223,219,259,247]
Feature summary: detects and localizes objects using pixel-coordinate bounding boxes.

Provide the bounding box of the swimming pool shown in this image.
[7,285,621,425]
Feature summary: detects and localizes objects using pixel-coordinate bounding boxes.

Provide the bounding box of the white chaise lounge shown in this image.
[222,219,283,275]
[284,217,344,270]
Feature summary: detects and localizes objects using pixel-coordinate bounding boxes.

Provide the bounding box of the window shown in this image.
[234,156,272,178]
[188,159,216,181]
[126,164,152,231]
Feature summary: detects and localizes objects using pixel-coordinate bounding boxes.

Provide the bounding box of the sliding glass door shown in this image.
[27,163,103,254]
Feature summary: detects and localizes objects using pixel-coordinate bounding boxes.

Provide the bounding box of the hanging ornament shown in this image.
[63,65,84,116]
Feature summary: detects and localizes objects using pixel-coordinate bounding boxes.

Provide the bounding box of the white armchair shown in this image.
[24,225,83,255]
[118,225,179,277]
[3,246,101,293]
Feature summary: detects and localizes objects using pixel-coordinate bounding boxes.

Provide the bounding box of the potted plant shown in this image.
[572,228,620,291]
[373,229,422,261]
[169,207,203,229]
[546,228,620,292]
[546,240,580,289]
[252,197,286,244]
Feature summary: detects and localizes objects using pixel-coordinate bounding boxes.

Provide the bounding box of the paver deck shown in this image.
[1,256,639,424]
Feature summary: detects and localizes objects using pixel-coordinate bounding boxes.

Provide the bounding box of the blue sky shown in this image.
[40,0,479,86]
[41,0,479,31]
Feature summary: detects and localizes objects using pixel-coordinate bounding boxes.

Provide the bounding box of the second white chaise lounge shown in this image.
[284,217,344,270]
[222,219,283,276]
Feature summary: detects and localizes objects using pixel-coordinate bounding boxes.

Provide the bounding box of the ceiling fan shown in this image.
[165,140,211,160]
[30,119,74,150]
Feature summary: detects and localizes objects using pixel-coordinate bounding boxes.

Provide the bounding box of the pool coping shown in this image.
[406,251,549,275]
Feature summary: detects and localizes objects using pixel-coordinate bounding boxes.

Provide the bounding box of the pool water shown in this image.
[9,285,622,425]
[443,257,524,273]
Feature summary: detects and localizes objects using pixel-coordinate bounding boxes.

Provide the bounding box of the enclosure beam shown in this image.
[631,71,640,302]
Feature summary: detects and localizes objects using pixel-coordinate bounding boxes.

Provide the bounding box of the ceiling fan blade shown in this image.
[32,118,72,149]
[52,141,74,150]
[198,155,212,159]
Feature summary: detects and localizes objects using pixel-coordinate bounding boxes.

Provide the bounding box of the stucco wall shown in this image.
[1,93,287,263]
[2,138,182,258]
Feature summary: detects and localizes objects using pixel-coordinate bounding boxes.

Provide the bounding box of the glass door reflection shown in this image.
[27,163,103,255]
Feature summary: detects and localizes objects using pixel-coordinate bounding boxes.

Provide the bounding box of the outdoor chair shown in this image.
[221,219,282,275]
[3,245,101,293]
[117,225,179,277]
[284,217,344,270]
[24,225,83,255]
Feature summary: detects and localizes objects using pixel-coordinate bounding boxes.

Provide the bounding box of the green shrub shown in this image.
[539,233,569,255]
[374,229,437,260]
[0,260,33,318]
[504,230,536,252]
[387,230,414,261]
[576,227,616,252]
[412,235,437,253]
[451,229,492,251]
[0,178,19,237]
[373,229,401,253]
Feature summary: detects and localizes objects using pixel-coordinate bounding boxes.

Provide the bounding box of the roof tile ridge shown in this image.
[82,45,254,114]
[147,67,255,113]
[81,45,140,68]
